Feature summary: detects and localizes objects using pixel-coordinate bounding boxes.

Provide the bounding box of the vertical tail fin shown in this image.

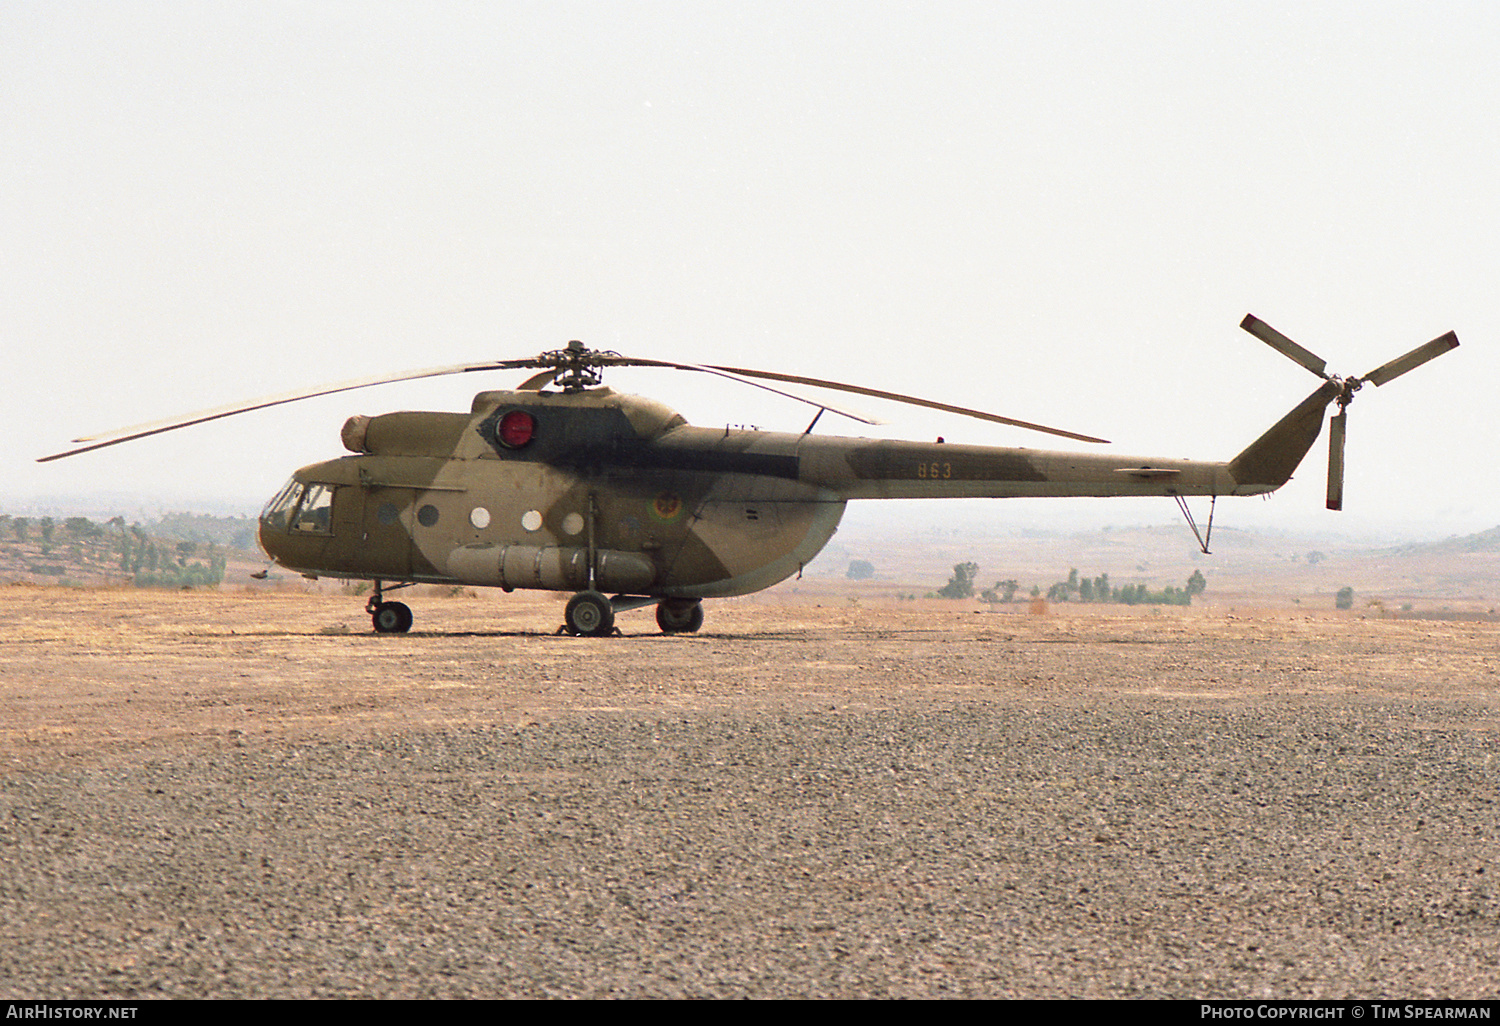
[1227,380,1339,490]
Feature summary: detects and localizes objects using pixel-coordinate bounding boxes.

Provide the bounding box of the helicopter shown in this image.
[40,315,1458,636]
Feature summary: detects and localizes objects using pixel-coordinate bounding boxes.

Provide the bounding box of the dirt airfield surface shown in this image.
[1,586,1498,999]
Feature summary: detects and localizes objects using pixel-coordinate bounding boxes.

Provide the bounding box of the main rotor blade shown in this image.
[38,339,1109,464]
[37,359,537,462]
[516,369,557,390]
[1240,315,1329,379]
[1360,331,1460,387]
[1326,409,1347,511]
[602,357,883,425]
[698,363,1111,444]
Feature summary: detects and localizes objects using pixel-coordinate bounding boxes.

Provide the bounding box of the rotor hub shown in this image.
[1331,374,1363,409]
[538,340,619,392]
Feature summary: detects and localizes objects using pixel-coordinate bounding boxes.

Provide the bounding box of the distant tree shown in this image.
[1094,573,1110,602]
[1307,551,1325,566]
[1335,586,1354,610]
[133,557,226,589]
[13,517,28,542]
[64,516,101,539]
[938,562,979,599]
[39,517,55,544]
[980,579,1019,604]
[846,559,875,581]
[1186,569,1206,598]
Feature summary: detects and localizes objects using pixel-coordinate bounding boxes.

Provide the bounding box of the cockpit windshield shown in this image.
[260,479,303,533]
[260,479,336,536]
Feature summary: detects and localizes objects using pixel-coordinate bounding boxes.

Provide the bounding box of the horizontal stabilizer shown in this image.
[1113,467,1182,481]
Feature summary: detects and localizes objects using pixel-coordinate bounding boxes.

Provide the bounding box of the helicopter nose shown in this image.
[257,482,298,564]
[256,509,283,563]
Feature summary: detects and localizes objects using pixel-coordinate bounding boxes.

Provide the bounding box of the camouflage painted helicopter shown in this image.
[40,315,1457,636]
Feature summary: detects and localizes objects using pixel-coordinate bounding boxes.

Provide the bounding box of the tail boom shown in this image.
[800,381,1342,502]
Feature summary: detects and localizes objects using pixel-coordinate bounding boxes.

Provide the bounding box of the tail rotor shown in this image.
[1239,315,1459,510]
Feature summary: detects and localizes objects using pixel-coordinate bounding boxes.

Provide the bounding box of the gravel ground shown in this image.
[1,589,1497,998]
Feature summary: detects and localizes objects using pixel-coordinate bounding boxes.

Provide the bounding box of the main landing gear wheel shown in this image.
[564,590,615,637]
[656,599,704,634]
[372,601,413,634]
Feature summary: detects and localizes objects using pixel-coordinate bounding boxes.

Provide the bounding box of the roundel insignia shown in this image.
[651,492,684,522]
[497,409,536,449]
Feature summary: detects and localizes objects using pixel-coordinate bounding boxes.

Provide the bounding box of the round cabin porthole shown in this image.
[377,502,400,526]
[521,509,543,532]
[417,504,440,528]
[470,507,491,529]
[561,512,585,536]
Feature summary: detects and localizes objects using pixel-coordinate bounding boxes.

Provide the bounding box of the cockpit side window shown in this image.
[291,483,336,535]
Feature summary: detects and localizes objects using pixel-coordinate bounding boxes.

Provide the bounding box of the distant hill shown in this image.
[1387,525,1500,555]
[0,512,262,588]
[152,512,259,549]
[817,517,1500,614]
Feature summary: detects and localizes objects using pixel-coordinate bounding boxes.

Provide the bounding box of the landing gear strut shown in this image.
[367,580,414,634]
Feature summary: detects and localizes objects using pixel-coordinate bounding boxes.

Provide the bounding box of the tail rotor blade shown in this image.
[1360,331,1460,387]
[1326,409,1347,511]
[1241,315,1329,379]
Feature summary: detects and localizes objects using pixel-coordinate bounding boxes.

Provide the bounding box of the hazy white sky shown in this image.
[4,1,1495,540]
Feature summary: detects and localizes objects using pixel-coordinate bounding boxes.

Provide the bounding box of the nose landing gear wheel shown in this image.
[656,599,704,634]
[564,590,615,637]
[372,601,413,634]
